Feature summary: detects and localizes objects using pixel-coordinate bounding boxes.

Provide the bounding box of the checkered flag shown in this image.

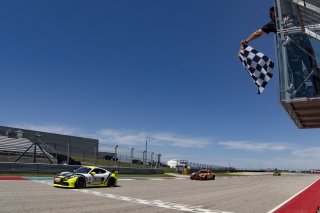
[238,45,274,94]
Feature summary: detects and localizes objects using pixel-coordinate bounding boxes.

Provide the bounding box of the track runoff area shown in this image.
[0,174,320,213]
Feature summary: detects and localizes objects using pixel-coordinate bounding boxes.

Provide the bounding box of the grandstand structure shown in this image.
[0,126,99,164]
[0,126,165,168]
[0,135,37,154]
[0,135,55,163]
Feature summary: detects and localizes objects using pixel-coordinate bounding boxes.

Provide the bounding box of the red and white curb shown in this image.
[267,179,320,213]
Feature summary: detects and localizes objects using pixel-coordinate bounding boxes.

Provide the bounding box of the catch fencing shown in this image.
[98,144,163,168]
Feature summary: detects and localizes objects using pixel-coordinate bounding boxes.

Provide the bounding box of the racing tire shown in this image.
[107,178,115,187]
[205,176,207,180]
[190,177,194,180]
[75,177,86,189]
[213,175,215,180]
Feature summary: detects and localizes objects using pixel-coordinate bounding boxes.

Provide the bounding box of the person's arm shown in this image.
[241,29,266,46]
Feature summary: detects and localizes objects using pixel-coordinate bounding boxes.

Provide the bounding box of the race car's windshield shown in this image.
[74,167,91,174]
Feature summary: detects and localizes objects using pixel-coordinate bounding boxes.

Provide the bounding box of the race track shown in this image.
[0,173,319,213]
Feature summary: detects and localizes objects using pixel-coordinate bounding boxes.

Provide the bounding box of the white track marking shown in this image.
[72,189,234,213]
[33,180,234,213]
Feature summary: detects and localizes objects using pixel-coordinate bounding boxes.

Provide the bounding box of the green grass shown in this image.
[168,172,244,177]
[215,172,242,177]
[118,173,174,178]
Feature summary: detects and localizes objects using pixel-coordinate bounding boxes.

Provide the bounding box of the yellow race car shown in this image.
[54,166,118,188]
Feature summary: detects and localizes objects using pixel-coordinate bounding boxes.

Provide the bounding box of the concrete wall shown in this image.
[0,162,164,175]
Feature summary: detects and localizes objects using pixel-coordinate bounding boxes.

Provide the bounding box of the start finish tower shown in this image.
[274,0,320,128]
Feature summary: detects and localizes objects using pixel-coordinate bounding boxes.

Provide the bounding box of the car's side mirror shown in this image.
[90,172,96,176]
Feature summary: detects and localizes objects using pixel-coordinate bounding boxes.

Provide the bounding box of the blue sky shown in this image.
[1,0,320,170]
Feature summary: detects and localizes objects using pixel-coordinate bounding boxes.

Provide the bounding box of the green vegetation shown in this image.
[215,173,242,177]
[118,173,175,178]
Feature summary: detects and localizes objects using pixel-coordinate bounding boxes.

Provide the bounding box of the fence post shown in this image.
[157,154,161,168]
[67,138,70,165]
[131,148,134,168]
[143,151,146,168]
[94,145,97,166]
[151,152,154,168]
[114,145,118,167]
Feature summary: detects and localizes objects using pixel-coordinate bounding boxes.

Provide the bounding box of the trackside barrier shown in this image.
[0,162,163,175]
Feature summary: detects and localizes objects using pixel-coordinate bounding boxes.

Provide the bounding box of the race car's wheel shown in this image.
[205,176,207,180]
[107,178,115,187]
[75,177,86,189]
[213,175,215,180]
[190,177,194,180]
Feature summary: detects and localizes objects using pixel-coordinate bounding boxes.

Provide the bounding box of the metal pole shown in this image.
[157,154,161,168]
[67,139,70,165]
[142,151,144,165]
[33,142,36,163]
[115,145,118,167]
[145,136,151,165]
[94,145,97,166]
[36,142,53,164]
[151,152,154,168]
[145,137,148,159]
[143,151,146,168]
[131,148,134,168]
[145,137,147,165]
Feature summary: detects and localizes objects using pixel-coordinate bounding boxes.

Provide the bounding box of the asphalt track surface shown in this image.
[0,174,319,213]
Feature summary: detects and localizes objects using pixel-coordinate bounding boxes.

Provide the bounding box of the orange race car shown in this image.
[190,169,215,180]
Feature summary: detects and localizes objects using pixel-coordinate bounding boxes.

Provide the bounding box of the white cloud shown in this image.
[151,132,211,148]
[10,123,80,136]
[269,157,320,170]
[96,129,212,148]
[9,124,211,149]
[97,129,146,146]
[218,141,290,152]
[292,147,320,159]
[160,152,191,162]
[217,142,320,170]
